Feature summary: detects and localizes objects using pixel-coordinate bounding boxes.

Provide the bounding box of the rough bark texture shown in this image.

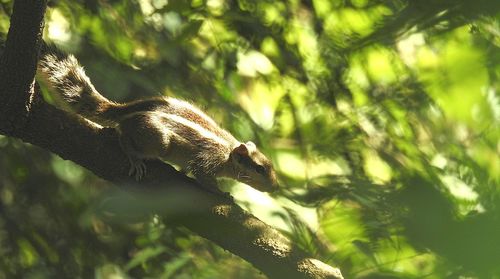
[0,1,343,278]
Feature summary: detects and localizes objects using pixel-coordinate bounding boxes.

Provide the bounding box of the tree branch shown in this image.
[0,1,343,278]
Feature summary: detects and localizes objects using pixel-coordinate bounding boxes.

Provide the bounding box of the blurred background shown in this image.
[0,0,499,278]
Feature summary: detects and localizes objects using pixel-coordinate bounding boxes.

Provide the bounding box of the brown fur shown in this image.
[38,44,279,192]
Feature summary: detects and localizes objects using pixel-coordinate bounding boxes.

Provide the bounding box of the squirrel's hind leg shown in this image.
[118,113,172,180]
[119,134,147,180]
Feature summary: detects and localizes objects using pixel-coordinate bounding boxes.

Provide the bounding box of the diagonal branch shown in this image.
[11,100,343,279]
[0,1,343,278]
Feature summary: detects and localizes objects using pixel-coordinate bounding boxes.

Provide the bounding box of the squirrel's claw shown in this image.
[128,159,146,181]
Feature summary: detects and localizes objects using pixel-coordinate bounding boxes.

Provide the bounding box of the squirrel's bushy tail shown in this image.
[38,44,121,126]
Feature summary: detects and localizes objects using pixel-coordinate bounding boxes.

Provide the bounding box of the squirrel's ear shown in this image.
[232,143,249,156]
[245,141,256,149]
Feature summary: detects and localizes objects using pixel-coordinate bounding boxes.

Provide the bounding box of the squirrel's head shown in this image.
[228,141,279,192]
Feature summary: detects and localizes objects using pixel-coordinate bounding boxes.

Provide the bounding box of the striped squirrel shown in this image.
[37,44,279,193]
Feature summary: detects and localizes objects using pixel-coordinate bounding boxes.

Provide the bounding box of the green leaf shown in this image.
[125,246,167,271]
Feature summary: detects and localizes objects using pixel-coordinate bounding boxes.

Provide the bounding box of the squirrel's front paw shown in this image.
[196,180,234,201]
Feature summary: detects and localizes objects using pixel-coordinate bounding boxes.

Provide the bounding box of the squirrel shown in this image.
[37,43,279,193]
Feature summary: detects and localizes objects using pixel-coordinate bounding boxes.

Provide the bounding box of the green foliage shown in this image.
[1,0,499,278]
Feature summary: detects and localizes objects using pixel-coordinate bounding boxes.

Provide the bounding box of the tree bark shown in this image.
[0,1,343,278]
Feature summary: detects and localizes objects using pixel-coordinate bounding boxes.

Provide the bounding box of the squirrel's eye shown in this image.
[255,165,266,175]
